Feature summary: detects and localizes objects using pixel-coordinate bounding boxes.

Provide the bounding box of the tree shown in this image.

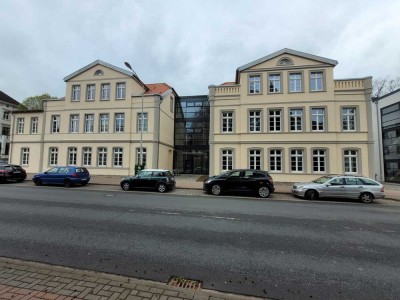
[18,93,58,110]
[372,76,400,99]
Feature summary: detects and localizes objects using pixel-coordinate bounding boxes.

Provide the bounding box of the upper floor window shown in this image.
[21,148,29,165]
[269,109,282,132]
[311,108,325,131]
[222,111,234,133]
[278,58,293,65]
[72,85,80,101]
[99,113,109,133]
[86,84,95,101]
[2,127,10,136]
[342,108,356,131]
[31,117,38,134]
[221,149,233,171]
[114,113,125,132]
[310,71,324,91]
[3,111,9,120]
[101,83,111,100]
[289,73,302,92]
[17,118,24,134]
[70,115,79,133]
[249,110,261,132]
[84,114,94,133]
[94,70,104,76]
[116,83,126,99]
[249,149,262,170]
[137,112,148,132]
[290,108,303,131]
[249,75,261,94]
[170,96,174,113]
[51,115,60,133]
[268,74,281,93]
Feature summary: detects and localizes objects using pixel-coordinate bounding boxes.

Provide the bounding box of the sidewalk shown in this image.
[0,257,262,300]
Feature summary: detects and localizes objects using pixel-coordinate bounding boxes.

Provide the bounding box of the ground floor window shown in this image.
[312,149,326,172]
[249,149,262,170]
[68,147,77,165]
[221,149,233,171]
[113,148,123,167]
[136,148,147,166]
[83,147,92,166]
[49,147,58,166]
[344,149,358,174]
[98,148,107,167]
[291,149,304,172]
[269,149,282,172]
[21,148,29,165]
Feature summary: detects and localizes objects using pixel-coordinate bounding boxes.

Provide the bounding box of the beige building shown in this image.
[10,60,177,175]
[208,48,375,182]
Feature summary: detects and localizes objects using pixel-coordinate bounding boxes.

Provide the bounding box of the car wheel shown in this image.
[34,178,43,186]
[360,192,374,204]
[211,184,222,195]
[17,179,24,183]
[121,181,131,191]
[64,179,73,188]
[305,189,319,200]
[81,182,88,186]
[258,186,270,198]
[157,183,167,193]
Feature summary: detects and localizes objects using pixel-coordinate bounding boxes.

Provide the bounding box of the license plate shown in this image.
[13,171,21,174]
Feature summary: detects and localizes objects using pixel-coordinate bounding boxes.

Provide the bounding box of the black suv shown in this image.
[0,164,27,183]
[120,169,176,193]
[203,169,274,198]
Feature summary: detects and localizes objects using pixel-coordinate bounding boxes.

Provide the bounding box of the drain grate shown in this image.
[168,276,202,291]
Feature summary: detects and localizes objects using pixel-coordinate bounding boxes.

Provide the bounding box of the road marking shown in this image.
[160,212,180,215]
[200,215,237,220]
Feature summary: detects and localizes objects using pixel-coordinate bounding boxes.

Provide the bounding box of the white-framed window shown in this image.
[101,83,111,100]
[136,148,147,166]
[313,149,326,172]
[72,85,81,101]
[17,118,24,134]
[291,149,304,172]
[137,112,148,132]
[113,148,123,167]
[222,111,233,133]
[21,148,29,165]
[82,147,92,166]
[290,109,303,131]
[249,110,261,132]
[3,111,10,120]
[289,73,302,92]
[114,113,125,132]
[269,109,281,132]
[49,147,58,166]
[30,117,38,134]
[98,147,107,167]
[342,108,356,131]
[249,75,261,94]
[344,149,358,174]
[310,72,324,91]
[311,108,325,131]
[170,96,174,113]
[116,83,126,99]
[99,113,109,133]
[70,114,79,133]
[269,74,281,93]
[84,114,94,133]
[51,115,60,133]
[86,84,95,101]
[68,147,77,166]
[221,149,233,171]
[249,149,262,170]
[269,149,282,172]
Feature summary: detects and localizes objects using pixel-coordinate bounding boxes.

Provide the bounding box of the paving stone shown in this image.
[96,289,113,297]
[77,287,93,298]
[163,289,179,296]
[84,294,101,300]
[96,278,110,285]
[92,284,104,294]
[149,287,163,294]
[138,291,153,298]
[126,296,142,300]
[136,284,151,291]
[109,286,124,293]
[118,289,131,299]
[83,282,98,288]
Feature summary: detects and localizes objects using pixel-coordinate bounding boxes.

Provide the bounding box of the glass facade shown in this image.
[174,95,209,174]
[381,102,400,183]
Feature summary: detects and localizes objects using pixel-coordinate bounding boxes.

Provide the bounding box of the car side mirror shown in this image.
[325,183,331,186]
[44,172,48,174]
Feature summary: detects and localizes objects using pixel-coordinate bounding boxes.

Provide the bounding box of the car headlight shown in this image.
[205,179,212,184]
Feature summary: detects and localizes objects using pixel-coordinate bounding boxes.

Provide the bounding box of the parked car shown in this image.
[203,169,275,198]
[291,175,385,203]
[120,169,176,193]
[0,164,27,183]
[32,166,90,187]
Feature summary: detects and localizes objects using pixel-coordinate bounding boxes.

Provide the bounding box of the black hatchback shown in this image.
[0,164,27,183]
[203,169,275,198]
[120,169,176,193]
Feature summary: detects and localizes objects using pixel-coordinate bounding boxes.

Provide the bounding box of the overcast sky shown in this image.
[1,0,399,102]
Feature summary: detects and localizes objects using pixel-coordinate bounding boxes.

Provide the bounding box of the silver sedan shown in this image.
[292,175,385,203]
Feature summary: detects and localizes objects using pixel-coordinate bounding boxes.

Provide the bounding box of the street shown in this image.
[0,184,399,299]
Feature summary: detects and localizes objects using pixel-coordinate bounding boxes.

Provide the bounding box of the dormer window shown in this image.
[277,58,293,66]
[94,70,104,76]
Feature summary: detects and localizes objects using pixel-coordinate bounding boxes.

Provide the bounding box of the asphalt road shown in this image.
[0,183,399,300]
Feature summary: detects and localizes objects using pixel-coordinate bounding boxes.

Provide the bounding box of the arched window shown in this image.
[94,70,104,76]
[277,58,293,65]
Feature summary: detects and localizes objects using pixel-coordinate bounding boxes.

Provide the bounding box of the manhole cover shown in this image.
[168,276,202,291]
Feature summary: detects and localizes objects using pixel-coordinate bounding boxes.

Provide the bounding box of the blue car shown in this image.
[33,166,90,187]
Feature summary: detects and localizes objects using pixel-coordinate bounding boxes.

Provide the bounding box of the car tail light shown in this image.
[72,173,78,177]
[381,187,384,192]
[0,170,10,173]
[268,175,274,183]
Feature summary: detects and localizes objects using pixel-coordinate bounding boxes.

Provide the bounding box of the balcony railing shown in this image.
[214,85,240,96]
[334,79,366,90]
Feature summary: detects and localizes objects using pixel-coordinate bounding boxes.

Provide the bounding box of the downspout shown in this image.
[375,99,383,181]
[39,102,47,172]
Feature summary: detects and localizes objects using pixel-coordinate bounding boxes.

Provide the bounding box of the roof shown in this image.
[220,82,236,86]
[0,91,19,106]
[237,48,338,72]
[144,83,172,95]
[374,87,400,101]
[12,109,43,114]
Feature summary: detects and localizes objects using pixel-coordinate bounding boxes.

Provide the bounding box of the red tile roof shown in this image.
[221,82,236,86]
[144,83,171,95]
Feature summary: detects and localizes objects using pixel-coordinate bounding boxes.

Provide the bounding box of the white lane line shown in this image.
[160,212,180,215]
[200,215,237,220]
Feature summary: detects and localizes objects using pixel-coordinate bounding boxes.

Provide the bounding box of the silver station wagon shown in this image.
[292,175,385,203]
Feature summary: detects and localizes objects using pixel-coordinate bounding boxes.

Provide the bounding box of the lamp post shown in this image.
[124,62,145,168]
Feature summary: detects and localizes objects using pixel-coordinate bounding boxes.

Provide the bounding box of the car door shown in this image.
[134,170,152,188]
[325,177,346,198]
[224,170,244,191]
[42,167,60,184]
[344,177,364,199]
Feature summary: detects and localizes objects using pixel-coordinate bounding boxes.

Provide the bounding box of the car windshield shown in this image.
[312,176,332,184]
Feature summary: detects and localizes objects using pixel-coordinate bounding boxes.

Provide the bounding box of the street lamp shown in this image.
[124,62,145,168]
